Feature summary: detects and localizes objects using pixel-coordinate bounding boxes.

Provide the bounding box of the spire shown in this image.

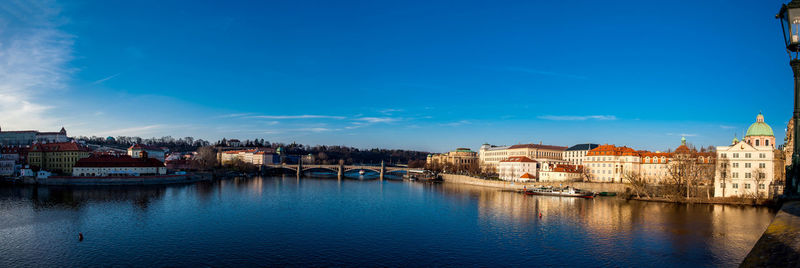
[681,136,686,146]
[757,112,765,123]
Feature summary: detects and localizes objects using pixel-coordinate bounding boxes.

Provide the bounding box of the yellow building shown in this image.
[27,142,91,175]
[427,148,478,169]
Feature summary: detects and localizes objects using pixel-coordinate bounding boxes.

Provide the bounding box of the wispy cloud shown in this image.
[356,117,399,123]
[245,115,346,120]
[0,1,71,130]
[91,73,121,84]
[439,120,471,127]
[96,124,165,136]
[380,108,403,115]
[720,125,737,129]
[537,115,617,121]
[667,133,698,137]
[505,67,587,80]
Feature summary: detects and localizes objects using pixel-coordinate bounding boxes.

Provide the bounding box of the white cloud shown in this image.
[439,120,471,127]
[91,73,121,84]
[356,117,398,123]
[666,133,698,137]
[537,115,617,121]
[720,125,737,129]
[0,1,71,130]
[246,115,346,120]
[96,124,165,136]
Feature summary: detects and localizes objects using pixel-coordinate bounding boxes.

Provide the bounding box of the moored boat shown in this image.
[525,186,596,198]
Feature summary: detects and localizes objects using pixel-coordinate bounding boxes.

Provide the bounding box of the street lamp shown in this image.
[777,0,800,197]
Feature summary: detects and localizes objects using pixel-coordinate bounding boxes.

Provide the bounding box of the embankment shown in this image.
[440,174,628,193]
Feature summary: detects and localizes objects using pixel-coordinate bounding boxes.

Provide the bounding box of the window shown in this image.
[720,183,726,188]
[759,184,765,189]
[745,153,752,158]
[733,172,739,178]
[759,163,766,168]
[745,173,752,178]
[745,184,751,189]
[733,153,739,158]
[733,163,739,168]
[760,153,766,159]
[733,183,739,189]
[745,163,751,168]
[756,140,760,146]
[721,153,727,158]
[759,173,766,179]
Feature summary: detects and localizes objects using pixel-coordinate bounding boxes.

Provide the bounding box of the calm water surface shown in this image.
[0,176,777,267]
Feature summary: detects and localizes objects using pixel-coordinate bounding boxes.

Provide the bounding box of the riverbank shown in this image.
[441,174,775,206]
[13,173,212,186]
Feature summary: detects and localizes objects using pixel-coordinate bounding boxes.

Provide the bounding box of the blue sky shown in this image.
[0,0,793,152]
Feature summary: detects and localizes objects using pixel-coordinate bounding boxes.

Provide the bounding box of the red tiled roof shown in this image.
[508,144,567,151]
[29,142,89,152]
[74,154,164,168]
[587,144,636,156]
[500,156,537,162]
[520,173,535,179]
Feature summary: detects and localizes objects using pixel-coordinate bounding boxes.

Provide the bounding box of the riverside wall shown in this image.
[441,174,629,193]
[23,173,212,186]
[741,201,800,267]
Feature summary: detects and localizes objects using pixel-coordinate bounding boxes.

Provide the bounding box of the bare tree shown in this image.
[194,146,218,171]
[751,167,766,199]
[716,157,730,198]
[623,171,651,199]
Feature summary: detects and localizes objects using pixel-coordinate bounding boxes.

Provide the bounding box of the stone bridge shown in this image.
[263,161,407,179]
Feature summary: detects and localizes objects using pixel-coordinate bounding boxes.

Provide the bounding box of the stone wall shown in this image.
[741,201,800,267]
[441,174,629,193]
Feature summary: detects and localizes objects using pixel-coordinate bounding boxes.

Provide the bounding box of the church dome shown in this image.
[745,113,774,137]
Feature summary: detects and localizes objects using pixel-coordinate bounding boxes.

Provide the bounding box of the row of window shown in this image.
[720,183,766,189]
[724,172,766,179]
[720,153,767,159]
[721,163,767,168]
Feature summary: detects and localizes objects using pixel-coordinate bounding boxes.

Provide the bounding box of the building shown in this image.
[478,144,511,172]
[564,144,599,166]
[538,163,583,182]
[427,148,478,171]
[128,144,166,162]
[584,144,639,183]
[0,126,68,146]
[479,143,567,172]
[220,149,278,166]
[72,154,166,177]
[498,156,538,182]
[27,142,91,175]
[714,113,783,198]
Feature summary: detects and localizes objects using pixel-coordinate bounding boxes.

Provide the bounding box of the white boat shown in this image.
[359,170,366,175]
[524,186,596,198]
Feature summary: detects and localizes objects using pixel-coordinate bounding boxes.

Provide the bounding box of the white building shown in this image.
[479,144,510,171]
[714,113,783,198]
[72,154,166,177]
[221,149,277,166]
[480,143,566,173]
[584,144,640,183]
[128,144,166,162]
[498,156,538,182]
[538,163,583,182]
[564,144,599,166]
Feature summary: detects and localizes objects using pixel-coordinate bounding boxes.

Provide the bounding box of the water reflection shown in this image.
[0,177,776,267]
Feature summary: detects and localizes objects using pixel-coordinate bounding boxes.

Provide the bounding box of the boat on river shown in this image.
[359,170,366,175]
[525,186,596,198]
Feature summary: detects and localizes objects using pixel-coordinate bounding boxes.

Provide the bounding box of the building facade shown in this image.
[498,156,538,182]
[427,148,478,170]
[73,154,166,177]
[0,126,68,146]
[128,144,167,162]
[564,143,599,166]
[479,143,566,172]
[27,142,91,175]
[714,113,783,198]
[538,163,583,182]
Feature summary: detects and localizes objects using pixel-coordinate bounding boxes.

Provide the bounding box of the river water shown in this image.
[0,175,776,267]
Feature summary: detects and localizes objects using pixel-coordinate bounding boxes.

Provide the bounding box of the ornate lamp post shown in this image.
[777,1,800,197]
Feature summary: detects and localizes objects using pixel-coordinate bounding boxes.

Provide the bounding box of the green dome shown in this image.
[745,113,774,137]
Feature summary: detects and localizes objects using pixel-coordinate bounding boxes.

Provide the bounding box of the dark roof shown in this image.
[566,143,600,151]
[508,144,567,151]
[129,144,164,151]
[74,154,164,168]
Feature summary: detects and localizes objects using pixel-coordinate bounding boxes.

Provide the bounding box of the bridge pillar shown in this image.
[338,165,344,180]
[380,160,385,180]
[297,161,303,178]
